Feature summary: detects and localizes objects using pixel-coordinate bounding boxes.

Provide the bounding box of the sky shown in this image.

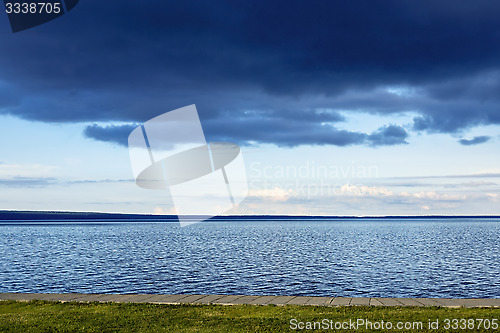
[0,0,499,216]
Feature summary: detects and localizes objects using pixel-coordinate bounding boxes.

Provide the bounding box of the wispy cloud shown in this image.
[386,172,500,180]
[0,163,58,178]
[0,177,57,187]
[68,179,133,185]
[0,176,133,188]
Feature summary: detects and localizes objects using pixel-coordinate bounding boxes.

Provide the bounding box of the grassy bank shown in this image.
[1,300,499,332]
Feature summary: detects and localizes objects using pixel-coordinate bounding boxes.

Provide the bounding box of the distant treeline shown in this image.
[0,211,498,221]
[0,211,177,221]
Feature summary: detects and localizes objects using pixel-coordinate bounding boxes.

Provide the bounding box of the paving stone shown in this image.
[266,296,296,305]
[432,298,462,307]
[91,294,133,303]
[411,298,442,307]
[29,293,70,302]
[67,294,105,302]
[306,297,334,306]
[147,294,192,304]
[330,297,351,306]
[286,296,312,305]
[87,294,124,302]
[48,294,85,302]
[375,298,404,306]
[247,296,278,305]
[71,294,104,302]
[213,295,245,304]
[230,295,261,304]
[350,297,371,306]
[86,294,124,302]
[137,294,174,304]
[396,298,426,306]
[106,294,138,302]
[370,298,384,306]
[0,293,14,300]
[26,293,57,301]
[0,293,40,301]
[454,299,500,308]
[55,294,88,302]
[124,294,159,303]
[190,295,225,304]
[176,295,208,303]
[94,294,155,303]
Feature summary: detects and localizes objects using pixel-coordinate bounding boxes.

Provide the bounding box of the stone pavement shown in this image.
[0,293,499,308]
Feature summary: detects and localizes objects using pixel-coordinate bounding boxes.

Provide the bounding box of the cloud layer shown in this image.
[1,0,499,147]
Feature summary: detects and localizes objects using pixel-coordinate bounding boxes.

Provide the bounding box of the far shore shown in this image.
[1,210,500,221]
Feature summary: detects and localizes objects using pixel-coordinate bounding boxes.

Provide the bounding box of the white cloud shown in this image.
[153,206,177,215]
[336,184,468,201]
[486,193,499,202]
[339,184,394,197]
[403,191,466,201]
[0,163,58,178]
[247,187,296,202]
[460,181,497,187]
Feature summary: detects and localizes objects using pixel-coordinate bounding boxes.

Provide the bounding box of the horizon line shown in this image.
[1,210,499,219]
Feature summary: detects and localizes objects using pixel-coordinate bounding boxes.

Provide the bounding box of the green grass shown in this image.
[0,300,499,332]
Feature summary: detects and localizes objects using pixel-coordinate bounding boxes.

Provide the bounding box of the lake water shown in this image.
[1,218,499,298]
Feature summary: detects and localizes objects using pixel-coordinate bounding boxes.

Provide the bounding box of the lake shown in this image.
[1,218,499,298]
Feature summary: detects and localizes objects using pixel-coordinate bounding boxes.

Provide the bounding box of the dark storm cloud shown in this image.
[84,121,409,148]
[83,121,368,147]
[458,136,491,146]
[83,124,138,146]
[1,0,500,146]
[367,125,409,147]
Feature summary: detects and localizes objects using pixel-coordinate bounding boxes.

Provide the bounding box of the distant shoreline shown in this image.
[0,210,499,221]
